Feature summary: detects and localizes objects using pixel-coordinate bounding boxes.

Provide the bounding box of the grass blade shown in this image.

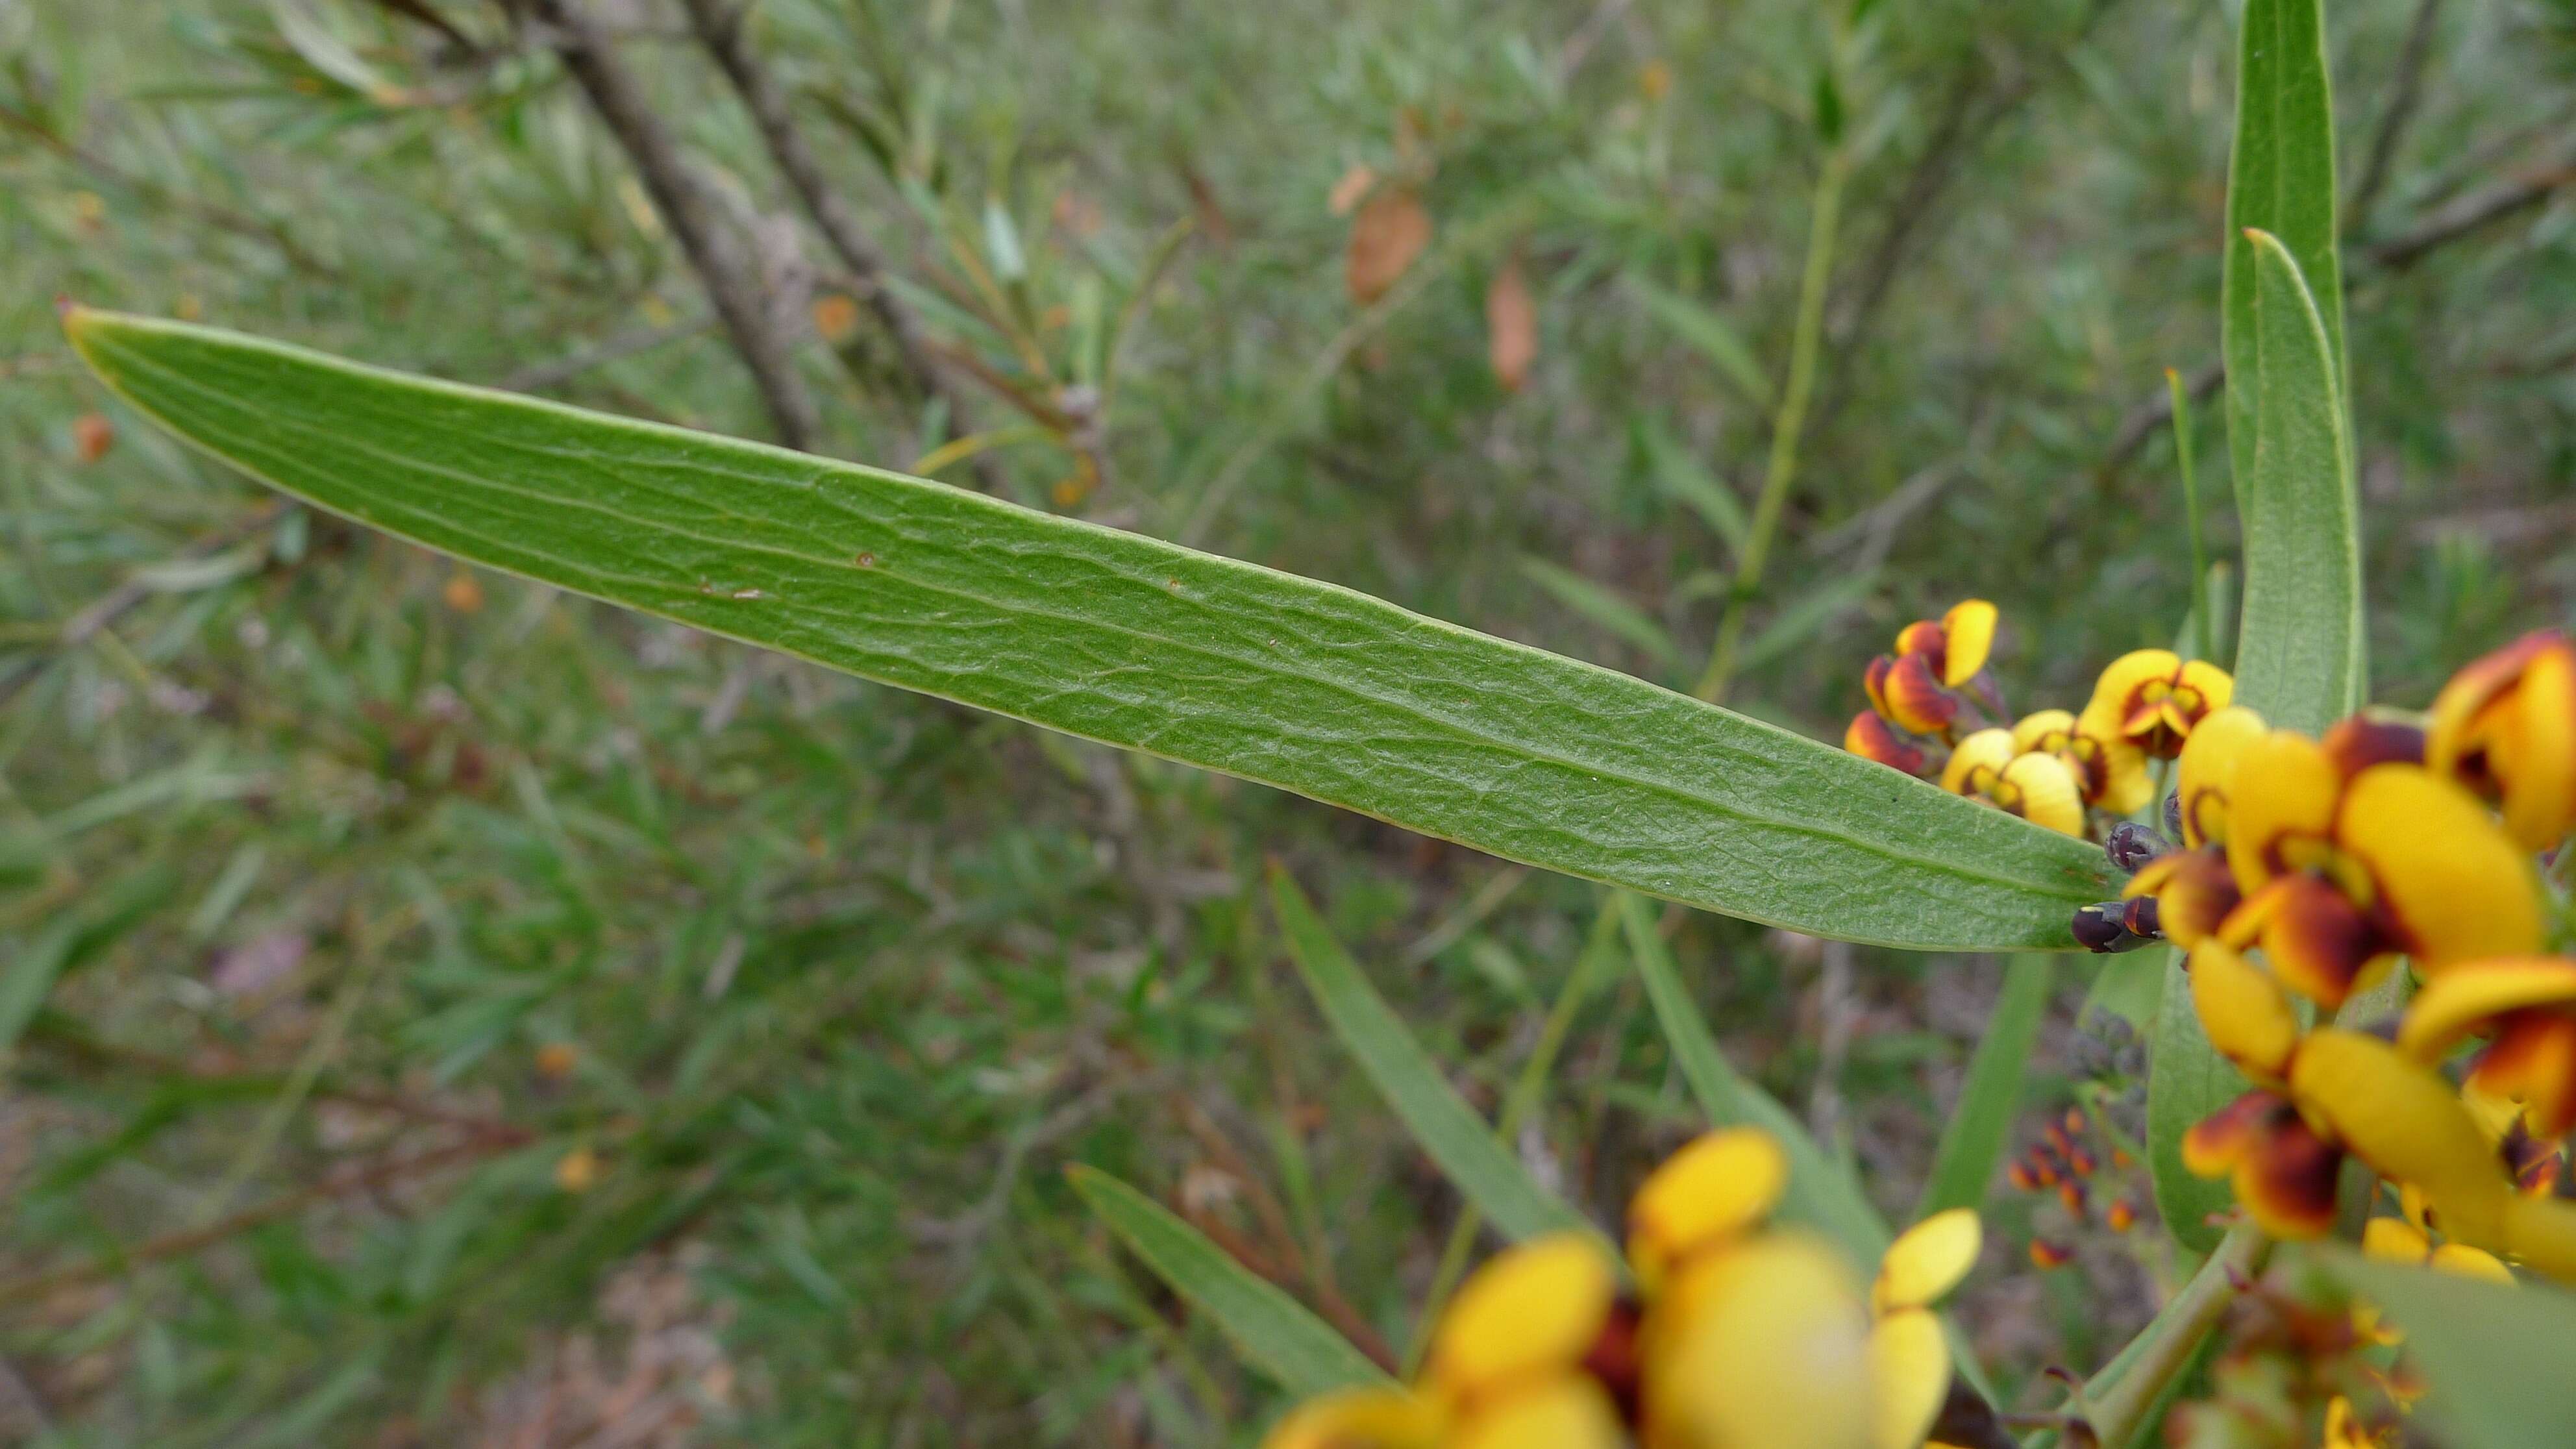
[1066,1165,1394,1398]
[1519,557,1680,672]
[66,310,2116,950]
[2228,231,2363,731]
[1618,894,1889,1265]
[1269,866,1600,1248]
[1913,954,2053,1219]
[1639,414,1752,560]
[1630,281,1774,408]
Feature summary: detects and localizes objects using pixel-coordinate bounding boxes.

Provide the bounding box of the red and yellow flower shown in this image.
[1864,1210,1979,1449]
[2427,630,2576,852]
[2082,649,2233,759]
[2112,704,2267,948]
[2217,717,2544,1009]
[1859,601,2000,742]
[1940,728,2085,837]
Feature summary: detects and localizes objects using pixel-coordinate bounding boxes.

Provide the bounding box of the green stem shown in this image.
[2168,368,2214,666]
[1694,149,1848,703]
[1400,900,1625,1374]
[2079,1220,2270,1449]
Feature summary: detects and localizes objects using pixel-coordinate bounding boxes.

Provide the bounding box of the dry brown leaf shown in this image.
[1487,251,1537,392]
[1327,163,1378,217]
[1346,188,1433,305]
[73,412,113,464]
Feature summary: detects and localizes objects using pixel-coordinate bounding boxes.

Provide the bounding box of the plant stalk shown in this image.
[1695,148,1848,703]
[2079,1220,2270,1448]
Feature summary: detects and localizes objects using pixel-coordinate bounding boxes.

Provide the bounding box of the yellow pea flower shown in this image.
[2084,649,2233,758]
[1263,1388,1442,1449]
[2013,709,2153,815]
[1648,1230,1876,1449]
[2427,630,2576,851]
[1628,1128,1787,1297]
[1940,730,2085,837]
[2218,719,2542,1009]
[1859,602,2000,742]
[1895,600,1999,691]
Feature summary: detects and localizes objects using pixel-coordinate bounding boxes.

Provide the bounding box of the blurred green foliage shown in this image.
[4,0,2575,1442]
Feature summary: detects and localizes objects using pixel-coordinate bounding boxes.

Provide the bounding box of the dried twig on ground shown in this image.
[515,0,822,451]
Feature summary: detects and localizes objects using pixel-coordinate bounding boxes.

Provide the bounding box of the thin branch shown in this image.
[515,0,821,450]
[2079,1222,2271,1448]
[2347,0,2445,228]
[2364,148,2576,271]
[677,0,1003,491]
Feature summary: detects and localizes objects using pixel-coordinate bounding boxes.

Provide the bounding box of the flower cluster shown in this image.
[2004,1106,2144,1267]
[1262,1129,1987,1449]
[2061,631,2576,1278]
[1846,601,2220,839]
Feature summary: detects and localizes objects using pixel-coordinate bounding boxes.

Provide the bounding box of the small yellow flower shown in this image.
[2397,956,2576,1139]
[2175,704,2267,848]
[2427,630,2576,851]
[1627,1128,1786,1296]
[2012,709,2153,815]
[1262,1388,1441,1449]
[2219,719,2542,1009]
[1896,601,1998,691]
[2360,1213,2514,1283]
[1940,729,2085,837]
[2083,649,2233,758]
[2120,847,2239,948]
[1649,1230,1877,1449]
[1861,602,1999,741]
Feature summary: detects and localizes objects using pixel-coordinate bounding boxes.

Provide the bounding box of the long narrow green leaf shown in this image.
[2228,232,2362,732]
[1631,282,1774,407]
[1913,954,2053,1219]
[1639,415,1752,560]
[66,312,2116,950]
[2222,0,2346,491]
[1618,895,1889,1265]
[1269,867,1598,1247]
[2144,950,2247,1254]
[2316,1253,2576,1449]
[1519,557,1681,672]
[1066,1165,1394,1398]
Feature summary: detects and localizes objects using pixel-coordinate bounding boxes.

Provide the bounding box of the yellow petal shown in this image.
[1940,729,2017,797]
[1451,1376,1624,1449]
[2500,641,2576,850]
[2290,1030,2511,1244]
[2500,1192,2576,1285]
[2428,632,2556,782]
[2398,958,2576,1063]
[2427,1243,2516,1284]
[2338,765,2544,967]
[2011,709,2075,755]
[1874,1209,1981,1313]
[2223,728,2340,895]
[2176,704,2266,848]
[1653,1231,1876,1449]
[2173,659,2234,718]
[2088,649,2179,726]
[1940,601,1998,686]
[1429,1234,1615,1398]
[1996,751,2085,836]
[1628,1128,1787,1296]
[1261,1388,1441,1449]
[2361,1215,2431,1265]
[1866,1308,1951,1449]
[2188,939,2301,1080]
[2092,731,2157,815]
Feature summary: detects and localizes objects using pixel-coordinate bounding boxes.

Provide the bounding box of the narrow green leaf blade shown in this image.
[67,312,2116,950]
[1270,867,1600,1247]
[2145,949,2247,1254]
[1640,415,1752,559]
[1631,282,1774,407]
[1519,557,1681,672]
[1066,1164,1394,1398]
[0,919,81,1054]
[1913,954,2053,1219]
[2316,1253,2576,1449]
[1619,895,1890,1265]
[2229,232,2363,732]
[2222,0,2346,493]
